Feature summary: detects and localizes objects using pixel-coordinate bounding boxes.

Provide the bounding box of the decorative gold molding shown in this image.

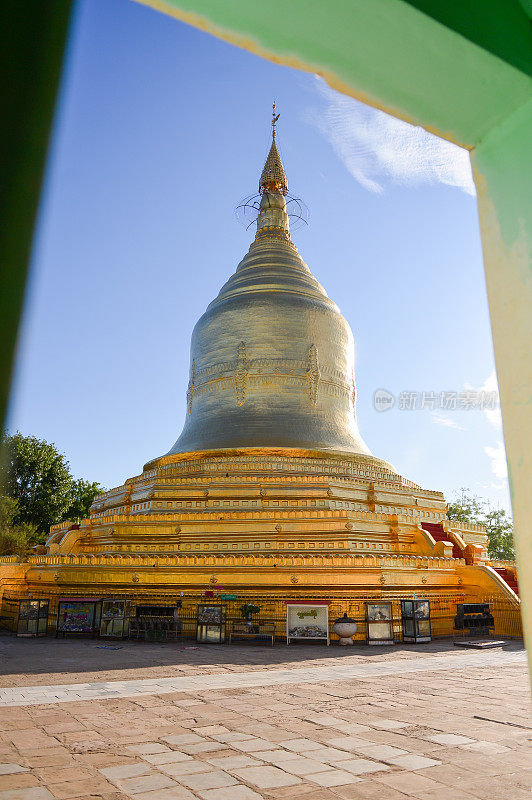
[306,344,320,405]
[185,353,353,408]
[186,360,195,415]
[235,341,248,406]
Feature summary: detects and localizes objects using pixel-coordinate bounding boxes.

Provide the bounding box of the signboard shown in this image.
[57,600,100,635]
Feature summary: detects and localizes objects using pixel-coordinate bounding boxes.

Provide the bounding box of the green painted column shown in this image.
[0,2,73,429]
[138,0,531,144]
[472,99,532,654]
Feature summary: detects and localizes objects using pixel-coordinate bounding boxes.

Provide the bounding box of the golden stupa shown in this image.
[0,112,521,641]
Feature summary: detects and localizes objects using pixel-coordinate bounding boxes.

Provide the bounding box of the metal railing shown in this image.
[0,590,522,640]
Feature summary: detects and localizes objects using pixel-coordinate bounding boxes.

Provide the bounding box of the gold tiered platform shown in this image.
[0,117,520,640]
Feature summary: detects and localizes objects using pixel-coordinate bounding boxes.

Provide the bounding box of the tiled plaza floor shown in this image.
[0,638,529,799]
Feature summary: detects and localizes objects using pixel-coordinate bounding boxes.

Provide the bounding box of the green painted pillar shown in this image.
[0,2,73,429]
[472,100,532,653]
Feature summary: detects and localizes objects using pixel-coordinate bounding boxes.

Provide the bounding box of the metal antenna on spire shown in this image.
[272,102,280,139]
[235,104,309,232]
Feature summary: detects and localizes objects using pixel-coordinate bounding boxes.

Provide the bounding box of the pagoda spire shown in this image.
[259,103,288,195]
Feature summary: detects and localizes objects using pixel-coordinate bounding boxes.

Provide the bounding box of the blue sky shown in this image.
[7,0,510,511]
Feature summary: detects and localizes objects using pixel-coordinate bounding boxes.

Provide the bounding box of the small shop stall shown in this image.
[365,601,394,645]
[286,601,330,645]
[17,599,49,637]
[196,603,226,643]
[99,599,131,638]
[128,603,182,641]
[401,599,431,643]
[56,598,101,638]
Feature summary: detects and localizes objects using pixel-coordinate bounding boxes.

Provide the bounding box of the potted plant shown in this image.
[239,603,261,631]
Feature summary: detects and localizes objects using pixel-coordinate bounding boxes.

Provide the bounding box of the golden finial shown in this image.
[272,102,280,140]
[259,104,287,193]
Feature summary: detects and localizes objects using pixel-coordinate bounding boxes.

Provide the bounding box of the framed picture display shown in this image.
[401,599,431,643]
[365,601,394,645]
[286,602,330,645]
[17,599,49,637]
[56,598,101,637]
[100,599,130,638]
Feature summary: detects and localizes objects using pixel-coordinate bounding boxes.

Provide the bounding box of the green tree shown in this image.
[0,432,73,536]
[0,495,37,557]
[446,488,514,560]
[446,488,485,524]
[483,508,515,560]
[64,478,106,521]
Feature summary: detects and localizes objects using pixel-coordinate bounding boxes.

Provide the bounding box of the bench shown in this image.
[229,621,276,646]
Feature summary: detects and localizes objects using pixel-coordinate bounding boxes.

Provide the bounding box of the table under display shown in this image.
[228,620,276,646]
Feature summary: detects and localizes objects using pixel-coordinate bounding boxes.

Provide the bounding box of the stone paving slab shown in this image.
[0,639,529,800]
[0,649,526,707]
[0,639,521,689]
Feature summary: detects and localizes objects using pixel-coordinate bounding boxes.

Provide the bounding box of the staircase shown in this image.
[421,522,462,559]
[493,567,519,596]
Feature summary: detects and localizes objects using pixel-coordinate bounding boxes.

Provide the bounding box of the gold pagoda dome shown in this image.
[165,114,381,463]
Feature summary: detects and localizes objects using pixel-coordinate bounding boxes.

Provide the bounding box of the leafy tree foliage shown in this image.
[0,432,106,544]
[0,433,73,535]
[483,508,515,560]
[446,489,485,525]
[64,478,105,521]
[0,495,38,557]
[446,488,514,560]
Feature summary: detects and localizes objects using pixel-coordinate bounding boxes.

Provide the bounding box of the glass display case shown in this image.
[401,599,431,643]
[365,601,394,645]
[17,599,49,637]
[286,603,330,645]
[99,599,130,638]
[56,598,101,637]
[196,604,226,643]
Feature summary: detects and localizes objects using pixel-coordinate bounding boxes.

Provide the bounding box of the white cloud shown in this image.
[463,370,502,430]
[431,413,465,431]
[484,441,508,488]
[309,77,475,196]
[462,371,507,487]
